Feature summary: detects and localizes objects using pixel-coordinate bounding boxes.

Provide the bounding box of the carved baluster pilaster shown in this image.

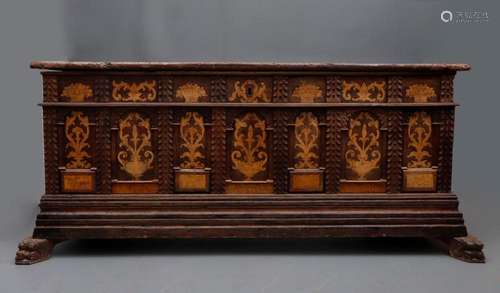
[440,74,455,102]
[95,109,112,193]
[42,75,58,102]
[387,76,403,103]
[94,77,111,102]
[326,76,342,103]
[158,77,174,102]
[438,109,455,192]
[211,109,227,193]
[386,111,404,193]
[272,77,288,103]
[210,78,227,102]
[157,108,174,193]
[43,108,59,194]
[272,110,289,193]
[326,110,348,192]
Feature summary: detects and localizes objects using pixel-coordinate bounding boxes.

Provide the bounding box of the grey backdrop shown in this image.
[0,0,498,292]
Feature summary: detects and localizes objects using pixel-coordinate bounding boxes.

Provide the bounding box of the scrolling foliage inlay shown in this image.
[231,112,268,180]
[65,111,91,169]
[345,112,381,179]
[342,81,385,102]
[112,80,157,102]
[294,112,319,169]
[229,80,269,102]
[407,112,432,168]
[118,113,154,180]
[179,112,206,168]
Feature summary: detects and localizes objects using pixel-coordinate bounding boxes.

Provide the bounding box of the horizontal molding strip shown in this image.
[40,102,459,108]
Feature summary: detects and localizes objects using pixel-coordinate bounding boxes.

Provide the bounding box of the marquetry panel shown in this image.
[227,77,272,103]
[402,77,440,103]
[403,111,440,168]
[62,111,94,169]
[228,111,270,181]
[111,78,158,102]
[291,112,322,169]
[173,110,211,192]
[288,111,325,192]
[402,111,439,192]
[226,111,273,193]
[341,77,387,103]
[173,77,210,102]
[344,112,384,180]
[111,111,158,193]
[288,77,325,103]
[58,77,94,102]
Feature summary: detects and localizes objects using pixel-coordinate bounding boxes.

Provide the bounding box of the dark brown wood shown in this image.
[19,62,483,264]
[15,237,58,265]
[31,61,471,72]
[431,235,485,263]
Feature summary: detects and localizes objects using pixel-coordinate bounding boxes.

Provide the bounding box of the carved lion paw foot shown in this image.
[449,235,485,263]
[15,237,55,265]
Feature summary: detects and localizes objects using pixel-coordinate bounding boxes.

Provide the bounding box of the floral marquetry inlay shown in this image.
[179,112,206,169]
[406,84,436,102]
[342,81,385,102]
[291,82,322,103]
[62,83,93,102]
[407,112,432,168]
[229,80,269,102]
[176,83,207,102]
[112,80,157,102]
[65,111,91,169]
[294,112,319,169]
[345,112,381,179]
[231,113,268,180]
[118,113,154,180]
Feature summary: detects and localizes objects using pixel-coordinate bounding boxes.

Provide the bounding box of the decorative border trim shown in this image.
[211,109,227,193]
[386,111,404,193]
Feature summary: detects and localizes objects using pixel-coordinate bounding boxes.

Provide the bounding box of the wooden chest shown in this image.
[16,61,484,264]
